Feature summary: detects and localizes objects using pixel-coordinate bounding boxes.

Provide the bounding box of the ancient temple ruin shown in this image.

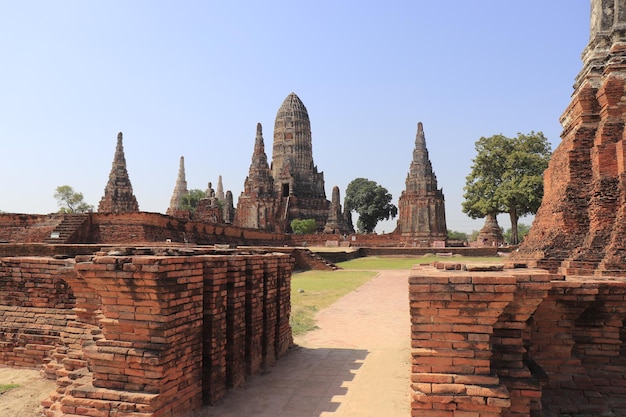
[512,0,626,275]
[97,132,139,213]
[323,186,354,234]
[234,123,280,231]
[166,156,188,215]
[409,2,626,415]
[235,93,333,233]
[394,122,447,243]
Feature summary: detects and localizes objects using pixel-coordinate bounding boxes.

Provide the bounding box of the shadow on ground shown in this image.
[196,346,369,417]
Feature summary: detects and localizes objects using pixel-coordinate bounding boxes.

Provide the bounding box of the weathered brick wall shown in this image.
[91,212,287,246]
[409,265,626,417]
[0,257,79,369]
[0,214,63,243]
[0,250,293,417]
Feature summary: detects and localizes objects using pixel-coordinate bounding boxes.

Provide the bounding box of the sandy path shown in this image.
[0,368,54,417]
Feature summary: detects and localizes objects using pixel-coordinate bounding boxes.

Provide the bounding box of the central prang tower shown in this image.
[270,92,329,231]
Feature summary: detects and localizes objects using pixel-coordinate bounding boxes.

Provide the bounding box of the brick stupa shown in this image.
[394,122,447,243]
[97,132,139,213]
[323,186,354,234]
[166,156,188,215]
[512,0,626,276]
[235,123,279,230]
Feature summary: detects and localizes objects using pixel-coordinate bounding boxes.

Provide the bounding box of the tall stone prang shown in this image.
[97,132,139,213]
[394,122,447,242]
[236,95,331,233]
[166,156,188,215]
[271,92,330,232]
[234,123,279,231]
[323,186,354,234]
[512,0,626,275]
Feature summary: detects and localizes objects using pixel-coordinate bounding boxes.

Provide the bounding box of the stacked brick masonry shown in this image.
[0,258,78,369]
[0,251,293,417]
[410,265,626,417]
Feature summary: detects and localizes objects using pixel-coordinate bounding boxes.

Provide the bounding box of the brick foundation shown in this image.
[409,264,626,416]
[0,249,293,417]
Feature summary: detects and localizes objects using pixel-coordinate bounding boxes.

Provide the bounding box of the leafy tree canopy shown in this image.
[179,189,206,215]
[462,132,551,244]
[344,178,398,234]
[54,185,93,213]
[291,219,317,235]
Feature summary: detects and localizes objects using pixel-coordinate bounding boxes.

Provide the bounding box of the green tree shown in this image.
[179,189,206,215]
[291,219,317,234]
[344,178,398,234]
[462,132,550,244]
[54,185,93,213]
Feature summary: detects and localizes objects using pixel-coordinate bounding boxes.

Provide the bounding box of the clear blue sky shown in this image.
[0,1,590,234]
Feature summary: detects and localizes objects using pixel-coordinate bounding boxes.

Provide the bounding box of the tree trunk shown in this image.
[509,207,519,245]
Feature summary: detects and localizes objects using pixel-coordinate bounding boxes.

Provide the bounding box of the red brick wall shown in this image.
[0,250,293,417]
[0,257,80,370]
[409,265,626,417]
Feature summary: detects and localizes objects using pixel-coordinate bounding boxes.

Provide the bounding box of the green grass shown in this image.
[290,270,377,335]
[0,383,20,394]
[336,255,504,270]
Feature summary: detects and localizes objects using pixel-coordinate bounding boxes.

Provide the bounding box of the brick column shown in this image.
[73,255,204,417]
[245,256,265,375]
[491,271,554,416]
[409,267,517,416]
[202,256,228,405]
[226,257,246,389]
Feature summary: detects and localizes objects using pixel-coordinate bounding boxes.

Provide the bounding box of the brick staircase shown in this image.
[296,249,339,270]
[43,214,89,244]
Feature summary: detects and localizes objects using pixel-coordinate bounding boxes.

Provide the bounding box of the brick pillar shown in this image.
[263,256,278,366]
[202,256,228,405]
[275,257,294,358]
[490,271,554,416]
[226,258,246,389]
[245,256,265,375]
[410,268,517,416]
[73,255,204,417]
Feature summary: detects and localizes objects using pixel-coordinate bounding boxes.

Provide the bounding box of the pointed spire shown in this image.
[253,123,269,166]
[216,175,225,202]
[98,132,139,213]
[406,122,436,191]
[323,185,353,234]
[166,156,188,215]
[242,123,274,197]
[395,122,446,239]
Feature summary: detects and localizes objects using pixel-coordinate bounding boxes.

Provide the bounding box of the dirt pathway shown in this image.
[0,368,54,417]
[198,269,411,417]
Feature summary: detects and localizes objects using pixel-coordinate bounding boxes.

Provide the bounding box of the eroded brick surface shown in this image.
[0,250,293,417]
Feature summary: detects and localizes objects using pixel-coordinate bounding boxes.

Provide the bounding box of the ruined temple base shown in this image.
[409,263,626,417]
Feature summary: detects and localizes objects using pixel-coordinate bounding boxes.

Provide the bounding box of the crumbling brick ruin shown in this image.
[395,122,447,245]
[409,1,626,415]
[0,248,293,416]
[98,132,139,214]
[234,93,352,234]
